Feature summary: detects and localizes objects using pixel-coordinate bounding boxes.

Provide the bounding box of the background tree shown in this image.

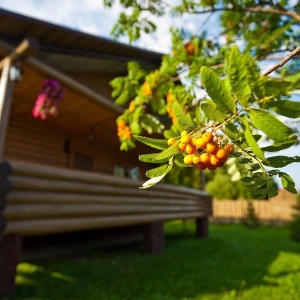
[103,0,300,199]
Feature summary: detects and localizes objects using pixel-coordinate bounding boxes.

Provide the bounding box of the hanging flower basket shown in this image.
[32,79,64,119]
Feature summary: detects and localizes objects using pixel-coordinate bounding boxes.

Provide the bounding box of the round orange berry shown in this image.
[181,135,191,144]
[207,164,217,171]
[196,137,207,149]
[202,132,213,143]
[186,144,196,155]
[196,162,207,170]
[181,130,189,136]
[200,153,210,164]
[177,143,186,152]
[210,155,221,166]
[216,148,229,160]
[206,141,219,154]
[224,144,234,153]
[184,154,194,165]
[192,154,201,165]
[167,138,176,146]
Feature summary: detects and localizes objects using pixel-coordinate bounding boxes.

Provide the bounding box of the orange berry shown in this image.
[206,141,219,154]
[196,137,207,149]
[216,148,229,160]
[184,154,194,165]
[177,143,186,152]
[210,155,221,166]
[191,137,198,146]
[168,138,176,146]
[181,130,189,136]
[196,162,207,170]
[202,132,213,143]
[129,101,135,112]
[224,144,234,153]
[186,144,196,155]
[184,42,195,55]
[207,164,217,171]
[200,153,210,164]
[181,135,191,144]
[143,81,152,96]
[192,154,201,165]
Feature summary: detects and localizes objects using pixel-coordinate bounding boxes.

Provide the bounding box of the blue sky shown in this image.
[0,0,299,191]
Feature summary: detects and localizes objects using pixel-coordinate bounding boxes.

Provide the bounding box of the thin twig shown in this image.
[262,46,300,76]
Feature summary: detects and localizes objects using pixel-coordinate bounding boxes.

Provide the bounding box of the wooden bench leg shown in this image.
[143,221,164,254]
[0,234,22,298]
[196,216,209,238]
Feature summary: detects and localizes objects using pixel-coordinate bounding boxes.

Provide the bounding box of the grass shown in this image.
[6,222,300,300]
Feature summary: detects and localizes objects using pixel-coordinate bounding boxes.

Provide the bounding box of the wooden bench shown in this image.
[0,160,212,297]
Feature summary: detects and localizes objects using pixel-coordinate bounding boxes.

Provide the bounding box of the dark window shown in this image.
[73,153,94,171]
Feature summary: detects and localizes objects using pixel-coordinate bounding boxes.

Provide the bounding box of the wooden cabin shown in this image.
[0,9,212,297]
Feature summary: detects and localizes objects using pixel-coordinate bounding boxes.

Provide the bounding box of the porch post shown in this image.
[143,221,164,254]
[0,234,23,298]
[0,57,14,160]
[195,216,209,238]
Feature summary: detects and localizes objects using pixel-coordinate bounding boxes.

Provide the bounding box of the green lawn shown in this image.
[6,222,300,300]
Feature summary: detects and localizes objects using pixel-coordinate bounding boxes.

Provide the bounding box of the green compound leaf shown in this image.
[200,66,236,114]
[265,156,300,168]
[242,115,268,163]
[146,163,172,178]
[201,100,225,123]
[153,142,180,162]
[261,137,297,152]
[228,45,251,105]
[139,153,169,164]
[249,109,295,143]
[140,157,174,189]
[172,102,194,131]
[267,100,300,119]
[279,172,297,194]
[134,135,168,150]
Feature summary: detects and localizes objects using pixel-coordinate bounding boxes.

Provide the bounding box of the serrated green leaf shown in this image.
[240,177,254,183]
[146,163,172,178]
[279,172,297,194]
[139,153,169,164]
[200,66,236,114]
[249,109,295,143]
[172,102,194,131]
[201,100,225,123]
[225,123,241,141]
[267,100,300,118]
[228,45,251,105]
[261,138,297,152]
[134,135,168,150]
[265,156,300,168]
[153,142,180,161]
[251,164,261,171]
[140,157,174,189]
[242,115,268,163]
[139,174,167,189]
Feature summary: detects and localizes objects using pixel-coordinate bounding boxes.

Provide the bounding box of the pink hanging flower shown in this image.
[32,79,64,119]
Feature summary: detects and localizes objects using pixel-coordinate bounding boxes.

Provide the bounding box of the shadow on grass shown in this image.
[7,223,300,300]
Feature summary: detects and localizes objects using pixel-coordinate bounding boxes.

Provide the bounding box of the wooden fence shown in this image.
[212,190,297,223]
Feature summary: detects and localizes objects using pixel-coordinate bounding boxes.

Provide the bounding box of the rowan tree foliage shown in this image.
[104,0,300,199]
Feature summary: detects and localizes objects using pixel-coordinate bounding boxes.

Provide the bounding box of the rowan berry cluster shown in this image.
[166,93,177,124]
[142,81,152,96]
[117,120,132,139]
[168,130,234,171]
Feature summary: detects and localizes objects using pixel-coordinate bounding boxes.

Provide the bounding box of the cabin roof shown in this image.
[0,9,162,74]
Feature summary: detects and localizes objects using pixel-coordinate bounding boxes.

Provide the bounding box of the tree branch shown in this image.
[193,6,300,22]
[262,46,300,76]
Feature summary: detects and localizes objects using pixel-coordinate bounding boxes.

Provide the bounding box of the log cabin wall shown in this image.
[3,116,147,178]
